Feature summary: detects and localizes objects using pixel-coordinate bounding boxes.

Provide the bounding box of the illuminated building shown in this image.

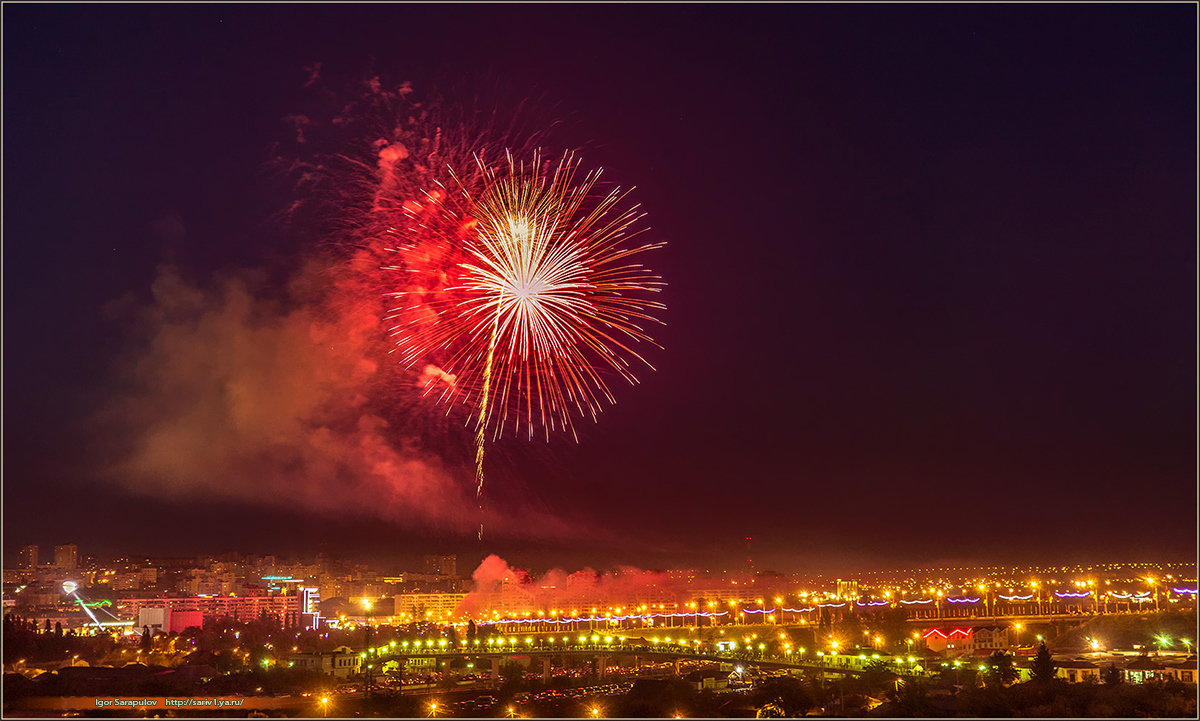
[300,587,322,630]
[394,592,469,620]
[137,607,168,633]
[423,554,457,578]
[135,608,205,634]
[289,646,362,678]
[18,545,38,569]
[117,594,302,627]
[836,579,859,599]
[970,625,1011,652]
[922,627,973,654]
[54,544,78,570]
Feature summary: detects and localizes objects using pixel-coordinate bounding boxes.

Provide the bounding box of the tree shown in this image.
[751,677,815,717]
[467,620,477,644]
[54,621,63,637]
[892,678,935,716]
[985,650,1017,687]
[1102,664,1123,686]
[1031,641,1057,683]
[43,618,51,634]
[141,625,152,652]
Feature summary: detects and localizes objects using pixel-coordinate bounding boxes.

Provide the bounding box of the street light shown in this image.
[319,696,329,718]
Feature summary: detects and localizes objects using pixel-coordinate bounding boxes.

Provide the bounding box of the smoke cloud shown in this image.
[458,554,691,614]
[100,260,565,536]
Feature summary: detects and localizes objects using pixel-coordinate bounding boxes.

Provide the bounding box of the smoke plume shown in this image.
[100,260,566,536]
[458,554,692,615]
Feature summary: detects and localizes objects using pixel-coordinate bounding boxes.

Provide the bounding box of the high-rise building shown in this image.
[423,554,457,578]
[835,579,859,600]
[54,544,78,570]
[18,545,38,569]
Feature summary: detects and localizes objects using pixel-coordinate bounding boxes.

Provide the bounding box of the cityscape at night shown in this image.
[3,549,1198,716]
[3,2,1196,718]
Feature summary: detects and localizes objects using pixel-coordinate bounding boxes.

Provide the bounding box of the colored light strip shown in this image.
[781,607,814,613]
[946,597,980,604]
[82,600,113,608]
[71,592,104,629]
[1053,592,1091,598]
[743,608,776,614]
[1172,588,1197,594]
[856,601,889,607]
[1109,593,1131,599]
[899,599,933,605]
[816,602,846,608]
[997,594,1033,601]
[922,627,973,638]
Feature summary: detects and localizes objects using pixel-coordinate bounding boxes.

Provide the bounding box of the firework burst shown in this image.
[383,150,664,528]
[386,150,665,440]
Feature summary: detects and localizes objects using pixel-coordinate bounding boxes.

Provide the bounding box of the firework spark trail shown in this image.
[474,312,500,539]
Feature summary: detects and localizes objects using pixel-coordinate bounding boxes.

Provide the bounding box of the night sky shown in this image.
[3,4,1195,573]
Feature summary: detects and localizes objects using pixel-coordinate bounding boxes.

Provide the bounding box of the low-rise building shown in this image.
[1163,659,1197,684]
[971,626,1010,651]
[922,627,973,654]
[289,645,361,678]
[1055,659,1101,683]
[1122,656,1170,684]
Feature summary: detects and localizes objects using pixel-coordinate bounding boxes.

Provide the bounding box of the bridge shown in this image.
[352,643,879,686]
